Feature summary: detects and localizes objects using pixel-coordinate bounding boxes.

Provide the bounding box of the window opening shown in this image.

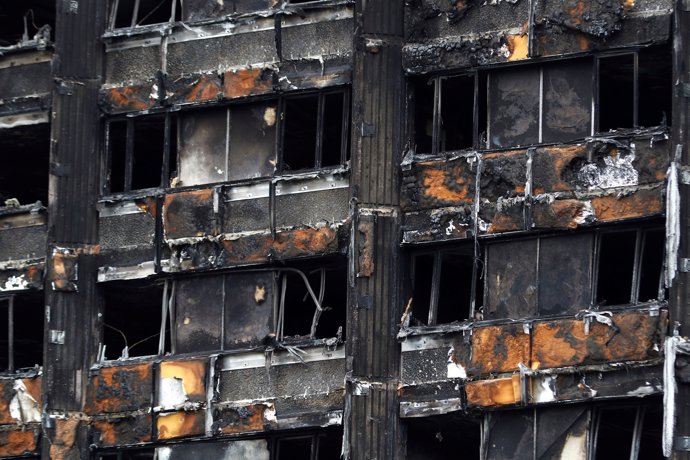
[638,46,672,128]
[414,73,483,154]
[409,247,480,326]
[0,293,43,372]
[107,115,175,193]
[595,230,638,306]
[439,75,475,152]
[406,415,481,460]
[100,279,171,360]
[0,123,50,206]
[281,90,349,172]
[0,3,54,47]
[597,54,635,132]
[637,228,665,302]
[279,264,347,340]
[109,0,180,29]
[592,403,663,460]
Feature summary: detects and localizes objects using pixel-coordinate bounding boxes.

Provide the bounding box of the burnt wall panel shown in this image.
[85,363,153,414]
[163,189,216,240]
[275,188,349,228]
[105,45,161,85]
[223,197,270,233]
[405,0,528,41]
[400,347,449,385]
[98,213,155,249]
[166,32,278,77]
[92,414,152,447]
[281,19,354,59]
[0,225,46,261]
[0,61,52,100]
[218,358,345,402]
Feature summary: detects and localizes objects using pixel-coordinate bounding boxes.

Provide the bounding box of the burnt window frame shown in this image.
[413,45,671,153]
[99,260,346,362]
[413,70,484,156]
[102,88,350,196]
[93,427,343,460]
[99,278,174,361]
[590,401,663,460]
[408,244,483,326]
[593,226,666,307]
[278,89,351,173]
[408,223,664,327]
[0,293,44,373]
[480,225,665,319]
[107,0,181,30]
[104,113,177,194]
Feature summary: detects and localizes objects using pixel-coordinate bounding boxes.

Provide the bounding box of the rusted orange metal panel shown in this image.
[213,403,275,435]
[156,410,205,440]
[531,145,587,195]
[531,199,590,230]
[168,73,222,105]
[402,158,475,211]
[100,83,157,114]
[465,375,521,407]
[220,226,340,264]
[159,359,206,403]
[531,310,667,369]
[163,189,216,240]
[86,363,153,414]
[223,68,274,99]
[0,381,13,425]
[591,186,664,223]
[0,428,39,458]
[50,417,80,459]
[506,34,528,61]
[92,414,152,447]
[468,324,530,376]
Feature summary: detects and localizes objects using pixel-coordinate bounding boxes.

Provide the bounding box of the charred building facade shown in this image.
[0,0,689,459]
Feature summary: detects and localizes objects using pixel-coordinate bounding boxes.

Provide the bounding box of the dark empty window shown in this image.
[593,403,663,460]
[596,227,664,306]
[0,293,43,372]
[281,91,350,172]
[406,415,481,460]
[409,246,481,326]
[598,54,635,132]
[0,3,54,47]
[109,0,181,29]
[280,264,347,341]
[414,47,670,152]
[101,279,170,360]
[414,73,484,154]
[0,123,50,207]
[106,115,176,193]
[597,46,672,132]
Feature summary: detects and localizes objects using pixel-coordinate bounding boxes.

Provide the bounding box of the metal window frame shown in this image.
[592,227,664,308]
[0,296,15,372]
[410,246,479,326]
[594,51,639,133]
[278,88,351,173]
[105,114,174,194]
[108,0,178,30]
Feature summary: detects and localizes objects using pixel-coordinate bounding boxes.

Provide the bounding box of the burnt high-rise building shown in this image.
[0,0,689,458]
